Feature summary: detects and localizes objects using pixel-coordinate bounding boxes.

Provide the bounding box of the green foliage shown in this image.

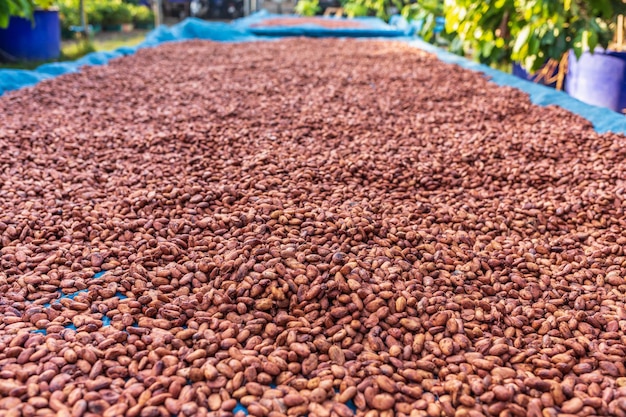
[295,0,320,16]
[341,0,408,20]
[444,0,514,66]
[57,0,105,33]
[0,0,34,28]
[58,0,142,32]
[401,0,447,43]
[130,4,152,24]
[0,0,57,30]
[61,38,96,59]
[398,0,624,73]
[57,0,79,31]
[342,1,370,18]
[99,0,132,25]
[34,0,54,8]
[444,0,624,72]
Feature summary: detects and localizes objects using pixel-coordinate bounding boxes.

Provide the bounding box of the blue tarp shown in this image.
[0,12,624,134]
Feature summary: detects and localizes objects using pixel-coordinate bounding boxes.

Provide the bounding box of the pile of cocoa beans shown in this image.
[0,38,625,417]
[250,18,365,28]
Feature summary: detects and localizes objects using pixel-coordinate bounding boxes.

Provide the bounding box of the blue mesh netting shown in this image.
[0,12,624,134]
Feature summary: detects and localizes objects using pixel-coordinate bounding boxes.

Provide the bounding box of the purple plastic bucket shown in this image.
[0,10,61,61]
[565,49,626,112]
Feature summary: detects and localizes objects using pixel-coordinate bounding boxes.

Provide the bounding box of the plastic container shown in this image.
[0,10,61,61]
[565,49,626,112]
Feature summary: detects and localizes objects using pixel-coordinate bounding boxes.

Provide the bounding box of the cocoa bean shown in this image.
[0,36,624,417]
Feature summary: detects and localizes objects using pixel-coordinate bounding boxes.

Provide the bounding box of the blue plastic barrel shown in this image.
[565,49,626,112]
[0,10,61,61]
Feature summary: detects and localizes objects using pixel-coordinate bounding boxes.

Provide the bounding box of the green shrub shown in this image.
[0,0,59,30]
[397,0,626,74]
[57,0,78,33]
[444,0,626,73]
[130,3,152,24]
[57,0,106,34]
[34,0,54,8]
[342,1,370,17]
[88,2,103,25]
[99,0,132,25]
[295,0,319,16]
[0,0,34,28]
[295,0,320,16]
[402,0,447,43]
[341,0,407,20]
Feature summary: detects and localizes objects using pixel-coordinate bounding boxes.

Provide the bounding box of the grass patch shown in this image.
[62,39,99,61]
[92,32,147,51]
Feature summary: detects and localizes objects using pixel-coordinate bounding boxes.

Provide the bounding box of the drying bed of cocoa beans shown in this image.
[250,18,365,28]
[1,38,626,417]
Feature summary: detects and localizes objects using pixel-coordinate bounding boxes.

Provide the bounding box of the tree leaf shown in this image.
[449,36,465,55]
[528,34,540,56]
[573,31,584,59]
[581,29,590,52]
[482,40,495,57]
[541,29,555,46]
[494,0,507,9]
[592,0,612,18]
[588,27,599,53]
[421,13,435,40]
[17,0,33,17]
[513,25,531,55]
[0,0,9,29]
